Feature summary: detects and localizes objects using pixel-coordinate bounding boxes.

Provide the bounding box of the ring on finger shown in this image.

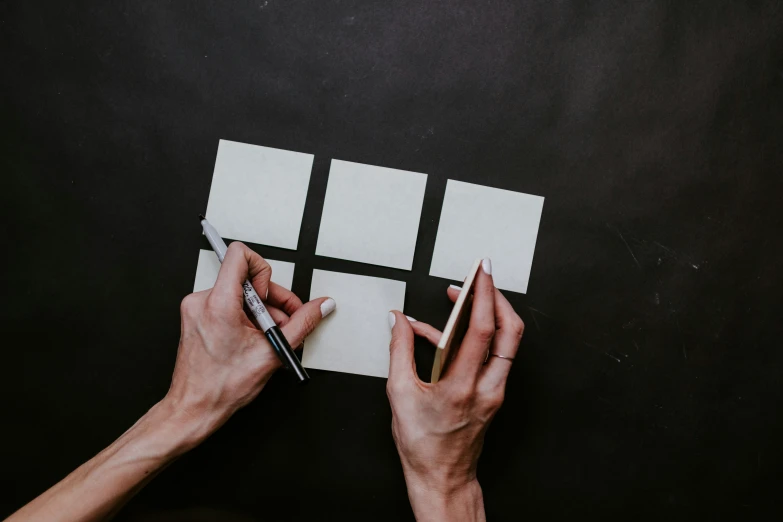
[484,351,515,364]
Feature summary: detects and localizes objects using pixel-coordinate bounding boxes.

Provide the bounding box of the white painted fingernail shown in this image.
[405,315,417,323]
[388,311,396,329]
[449,284,462,291]
[320,298,336,318]
[482,258,492,275]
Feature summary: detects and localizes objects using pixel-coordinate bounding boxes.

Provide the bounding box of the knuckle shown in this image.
[227,241,246,255]
[255,256,271,274]
[449,385,474,407]
[472,323,496,344]
[484,388,505,410]
[511,317,525,338]
[180,294,200,316]
[389,338,411,359]
[386,379,404,399]
[282,293,300,311]
[389,335,406,352]
[300,313,318,335]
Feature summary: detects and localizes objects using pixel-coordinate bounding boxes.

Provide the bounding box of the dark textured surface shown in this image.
[2,1,783,520]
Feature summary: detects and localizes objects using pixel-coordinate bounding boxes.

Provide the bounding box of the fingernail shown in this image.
[320,298,336,318]
[449,284,462,291]
[388,311,396,329]
[405,315,417,323]
[482,258,492,275]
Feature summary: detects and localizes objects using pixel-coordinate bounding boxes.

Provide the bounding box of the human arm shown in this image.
[8,242,335,522]
[387,259,524,521]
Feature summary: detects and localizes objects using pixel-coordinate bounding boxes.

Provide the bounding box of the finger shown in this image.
[410,320,443,347]
[446,284,461,303]
[388,311,417,387]
[480,289,524,388]
[449,258,496,376]
[211,242,272,309]
[280,297,335,348]
[266,281,304,316]
[242,304,286,329]
[266,304,290,327]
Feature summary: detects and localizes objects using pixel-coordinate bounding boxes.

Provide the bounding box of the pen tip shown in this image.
[198,214,206,222]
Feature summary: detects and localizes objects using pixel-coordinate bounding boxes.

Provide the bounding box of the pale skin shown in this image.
[388,259,524,521]
[8,247,523,522]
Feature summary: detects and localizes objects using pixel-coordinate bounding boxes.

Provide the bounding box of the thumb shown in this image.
[388,310,416,383]
[281,297,336,348]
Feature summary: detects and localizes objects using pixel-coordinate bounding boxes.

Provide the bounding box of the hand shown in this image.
[8,242,336,522]
[387,259,524,521]
[165,241,335,444]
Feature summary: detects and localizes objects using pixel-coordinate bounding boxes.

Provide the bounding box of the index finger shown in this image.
[210,242,272,309]
[267,281,304,316]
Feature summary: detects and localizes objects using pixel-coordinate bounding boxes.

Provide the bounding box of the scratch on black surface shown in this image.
[604,352,621,363]
[653,241,676,255]
[527,308,541,331]
[528,306,551,318]
[608,224,641,269]
[633,339,640,351]
[652,241,701,270]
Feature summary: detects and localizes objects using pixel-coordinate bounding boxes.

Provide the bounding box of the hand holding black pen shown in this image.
[200,214,310,382]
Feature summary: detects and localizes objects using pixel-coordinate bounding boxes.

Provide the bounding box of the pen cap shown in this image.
[200,218,229,261]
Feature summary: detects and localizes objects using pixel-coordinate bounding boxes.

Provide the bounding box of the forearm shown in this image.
[8,400,214,522]
[405,477,486,522]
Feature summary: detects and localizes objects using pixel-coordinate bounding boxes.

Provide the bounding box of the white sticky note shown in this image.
[315,159,428,270]
[205,139,313,249]
[193,250,295,292]
[430,180,544,294]
[302,270,406,378]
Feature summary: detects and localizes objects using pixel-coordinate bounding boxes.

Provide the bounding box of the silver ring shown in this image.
[488,353,514,362]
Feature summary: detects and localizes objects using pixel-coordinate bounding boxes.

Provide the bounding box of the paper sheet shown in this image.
[205,139,313,250]
[429,180,544,293]
[193,249,295,292]
[302,269,406,378]
[315,159,428,270]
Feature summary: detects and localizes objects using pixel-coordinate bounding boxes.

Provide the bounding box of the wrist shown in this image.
[148,398,225,453]
[404,475,485,522]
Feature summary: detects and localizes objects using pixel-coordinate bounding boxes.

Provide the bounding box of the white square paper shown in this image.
[430,180,544,294]
[205,139,313,249]
[193,249,295,292]
[315,159,428,270]
[302,270,406,378]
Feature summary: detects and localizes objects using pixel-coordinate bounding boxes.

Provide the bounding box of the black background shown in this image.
[2,1,783,520]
